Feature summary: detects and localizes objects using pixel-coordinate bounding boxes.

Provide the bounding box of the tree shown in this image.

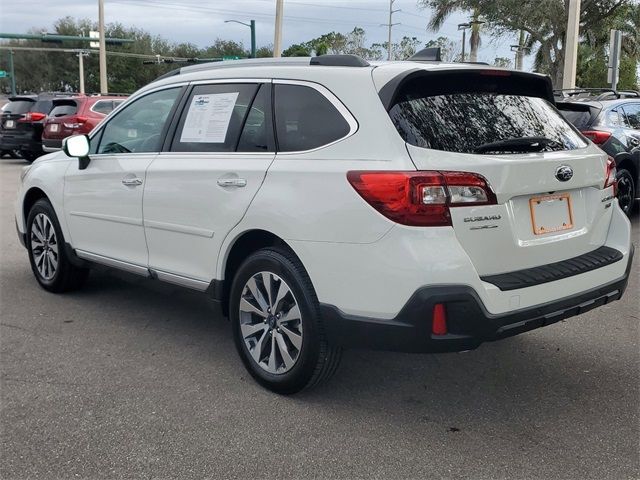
[492,56,512,68]
[282,43,311,57]
[420,0,484,62]
[417,0,636,87]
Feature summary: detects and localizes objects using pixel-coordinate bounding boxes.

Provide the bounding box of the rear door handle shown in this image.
[122,177,143,186]
[217,178,247,188]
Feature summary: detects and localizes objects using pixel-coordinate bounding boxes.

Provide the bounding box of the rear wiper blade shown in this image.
[473,136,560,154]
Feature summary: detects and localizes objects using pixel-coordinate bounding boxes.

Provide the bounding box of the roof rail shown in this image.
[553,87,640,100]
[310,54,369,67]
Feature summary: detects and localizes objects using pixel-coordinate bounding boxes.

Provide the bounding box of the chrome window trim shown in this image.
[272,78,359,155]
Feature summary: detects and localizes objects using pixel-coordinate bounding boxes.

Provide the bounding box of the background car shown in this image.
[42,94,127,152]
[0,93,75,162]
[556,88,640,216]
[0,101,21,159]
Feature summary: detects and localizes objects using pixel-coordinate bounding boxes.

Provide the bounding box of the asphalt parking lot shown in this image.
[0,158,638,479]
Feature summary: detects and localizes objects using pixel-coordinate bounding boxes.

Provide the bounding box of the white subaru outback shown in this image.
[15,54,634,394]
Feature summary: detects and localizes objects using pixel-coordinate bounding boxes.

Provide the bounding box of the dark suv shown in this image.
[556,89,640,216]
[0,93,75,162]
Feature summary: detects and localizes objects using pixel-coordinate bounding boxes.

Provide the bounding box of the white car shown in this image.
[15,54,634,394]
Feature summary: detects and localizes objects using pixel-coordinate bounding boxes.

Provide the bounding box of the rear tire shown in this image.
[20,150,38,163]
[26,199,89,293]
[616,168,635,217]
[230,247,341,394]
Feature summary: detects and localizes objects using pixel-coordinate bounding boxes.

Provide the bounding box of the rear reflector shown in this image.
[347,170,496,227]
[582,130,612,145]
[432,304,447,335]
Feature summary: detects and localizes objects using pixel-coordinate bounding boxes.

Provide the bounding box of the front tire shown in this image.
[26,199,89,292]
[230,247,341,394]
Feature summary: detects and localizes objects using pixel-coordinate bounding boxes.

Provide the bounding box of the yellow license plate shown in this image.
[529,193,574,235]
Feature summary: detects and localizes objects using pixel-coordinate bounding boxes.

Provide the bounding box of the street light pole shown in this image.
[77,51,89,94]
[98,0,108,93]
[225,20,256,58]
[458,23,470,61]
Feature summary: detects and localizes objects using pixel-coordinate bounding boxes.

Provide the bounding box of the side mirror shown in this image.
[62,134,91,170]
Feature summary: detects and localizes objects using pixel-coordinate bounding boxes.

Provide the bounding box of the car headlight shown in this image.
[20,165,32,183]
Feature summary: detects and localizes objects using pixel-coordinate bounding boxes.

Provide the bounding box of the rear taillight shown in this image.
[347,170,497,227]
[604,157,617,195]
[582,130,612,145]
[63,116,88,129]
[18,112,46,122]
[22,112,46,122]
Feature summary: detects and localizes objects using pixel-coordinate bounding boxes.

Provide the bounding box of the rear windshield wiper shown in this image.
[473,136,561,154]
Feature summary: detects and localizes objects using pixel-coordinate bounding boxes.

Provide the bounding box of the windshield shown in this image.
[389,92,587,154]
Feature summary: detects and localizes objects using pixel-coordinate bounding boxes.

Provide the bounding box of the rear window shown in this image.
[388,75,587,154]
[557,106,596,130]
[31,100,53,114]
[49,101,78,117]
[2,100,34,114]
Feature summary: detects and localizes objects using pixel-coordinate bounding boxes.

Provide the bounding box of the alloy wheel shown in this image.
[617,173,634,214]
[239,271,303,374]
[31,213,58,280]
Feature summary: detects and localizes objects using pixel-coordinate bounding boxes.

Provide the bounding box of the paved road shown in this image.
[1,158,638,479]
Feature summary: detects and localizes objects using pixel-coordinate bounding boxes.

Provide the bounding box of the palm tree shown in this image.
[424,0,482,62]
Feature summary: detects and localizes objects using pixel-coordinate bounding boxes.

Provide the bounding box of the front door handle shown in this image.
[122,177,143,186]
[217,178,247,188]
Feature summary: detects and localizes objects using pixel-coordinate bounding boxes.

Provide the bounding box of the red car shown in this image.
[42,95,127,152]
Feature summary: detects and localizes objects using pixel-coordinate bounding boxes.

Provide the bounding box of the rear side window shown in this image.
[274,84,350,152]
[3,100,34,114]
[388,75,586,154]
[49,101,78,117]
[171,83,259,153]
[92,100,115,115]
[622,103,640,129]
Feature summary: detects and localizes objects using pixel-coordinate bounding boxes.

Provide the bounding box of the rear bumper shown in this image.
[42,138,62,152]
[0,134,42,153]
[321,244,634,353]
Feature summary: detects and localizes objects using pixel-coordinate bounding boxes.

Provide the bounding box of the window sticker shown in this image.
[180,92,239,143]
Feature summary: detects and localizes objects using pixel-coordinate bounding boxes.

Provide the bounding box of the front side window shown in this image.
[97,87,181,154]
[171,83,259,153]
[274,84,350,152]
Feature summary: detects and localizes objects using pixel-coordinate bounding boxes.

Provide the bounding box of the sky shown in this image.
[0,0,529,68]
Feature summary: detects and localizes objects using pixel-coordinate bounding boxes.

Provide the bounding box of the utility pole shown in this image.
[458,23,470,61]
[382,0,400,60]
[562,0,581,88]
[510,31,529,70]
[98,0,108,93]
[274,0,284,57]
[8,50,16,95]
